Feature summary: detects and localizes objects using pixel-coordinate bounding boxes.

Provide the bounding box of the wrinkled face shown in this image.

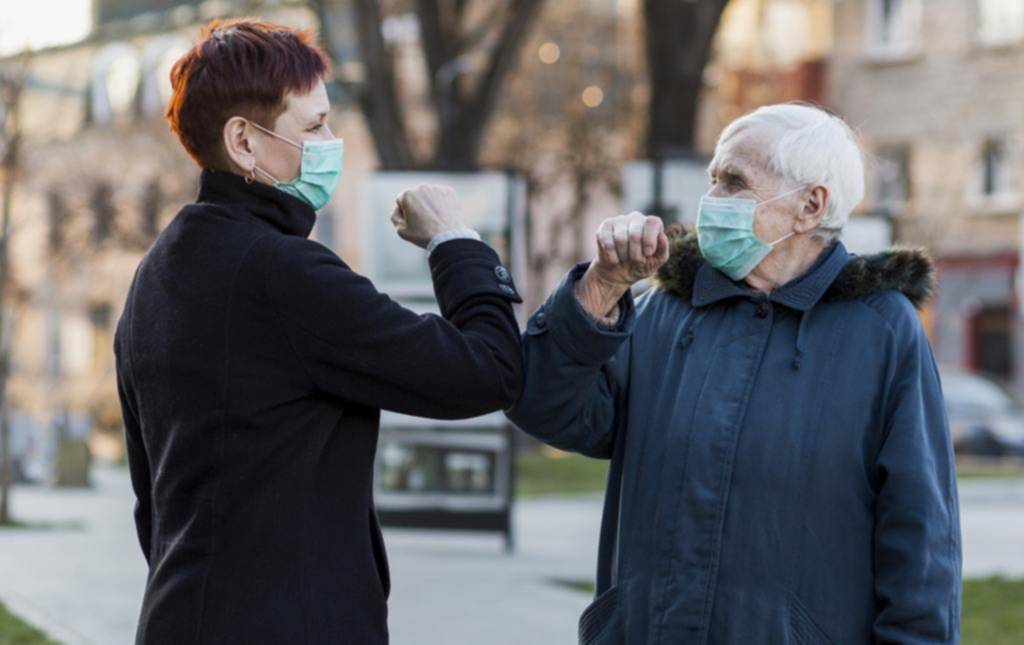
[706,126,802,246]
[254,79,334,183]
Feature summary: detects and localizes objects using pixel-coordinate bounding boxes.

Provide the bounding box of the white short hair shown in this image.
[717,103,866,241]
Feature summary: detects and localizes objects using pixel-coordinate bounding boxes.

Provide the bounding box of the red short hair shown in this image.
[165,18,330,170]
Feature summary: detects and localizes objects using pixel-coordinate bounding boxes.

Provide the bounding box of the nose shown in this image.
[707,184,728,198]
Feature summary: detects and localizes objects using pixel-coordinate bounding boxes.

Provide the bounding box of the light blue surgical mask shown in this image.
[696,185,806,281]
[248,120,344,211]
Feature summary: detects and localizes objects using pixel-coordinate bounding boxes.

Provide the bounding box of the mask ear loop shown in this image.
[251,165,282,184]
[247,119,303,150]
[762,184,811,246]
[244,119,301,187]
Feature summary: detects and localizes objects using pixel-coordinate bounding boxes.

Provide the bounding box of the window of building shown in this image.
[139,36,191,117]
[872,144,911,212]
[90,43,141,125]
[977,0,1024,47]
[981,136,1014,197]
[47,189,68,254]
[866,0,923,59]
[968,135,1019,213]
[140,178,161,241]
[91,181,115,245]
[59,315,93,376]
[969,304,1014,381]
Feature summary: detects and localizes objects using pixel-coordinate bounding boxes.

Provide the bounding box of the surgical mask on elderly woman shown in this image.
[696,185,806,281]
[247,120,345,211]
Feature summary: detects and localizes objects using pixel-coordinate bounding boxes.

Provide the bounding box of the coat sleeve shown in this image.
[265,236,524,420]
[504,262,635,459]
[114,320,152,564]
[872,303,962,644]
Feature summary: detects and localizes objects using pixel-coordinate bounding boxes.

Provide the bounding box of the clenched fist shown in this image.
[576,212,669,321]
[390,184,467,248]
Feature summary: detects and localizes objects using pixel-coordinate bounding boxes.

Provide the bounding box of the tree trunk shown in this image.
[0,67,24,525]
[430,0,544,169]
[316,0,543,170]
[314,0,416,169]
[0,405,9,524]
[0,135,13,526]
[643,0,730,159]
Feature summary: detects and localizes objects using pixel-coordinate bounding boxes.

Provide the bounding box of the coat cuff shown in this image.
[533,261,635,366]
[428,238,522,318]
[427,228,482,254]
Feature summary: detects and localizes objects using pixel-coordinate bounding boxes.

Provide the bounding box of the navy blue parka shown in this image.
[508,235,961,644]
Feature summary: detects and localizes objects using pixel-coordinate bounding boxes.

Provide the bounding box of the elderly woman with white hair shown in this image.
[507,102,961,644]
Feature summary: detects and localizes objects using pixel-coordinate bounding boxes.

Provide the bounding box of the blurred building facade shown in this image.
[0,0,930,476]
[699,0,833,150]
[830,0,1024,393]
[2,0,376,476]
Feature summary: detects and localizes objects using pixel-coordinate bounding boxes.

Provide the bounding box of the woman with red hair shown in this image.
[114,18,523,644]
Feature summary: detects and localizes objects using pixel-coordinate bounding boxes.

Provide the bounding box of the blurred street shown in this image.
[0,464,1022,645]
[0,464,600,645]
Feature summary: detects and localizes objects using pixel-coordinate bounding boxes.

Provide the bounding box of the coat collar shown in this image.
[655,232,936,311]
[196,169,316,238]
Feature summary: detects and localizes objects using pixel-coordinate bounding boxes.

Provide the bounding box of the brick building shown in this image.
[830,0,1024,393]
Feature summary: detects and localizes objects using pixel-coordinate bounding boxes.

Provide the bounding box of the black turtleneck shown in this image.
[196,168,317,237]
[114,168,524,643]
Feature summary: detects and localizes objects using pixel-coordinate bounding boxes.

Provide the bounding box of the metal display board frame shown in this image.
[622,156,713,225]
[360,170,526,551]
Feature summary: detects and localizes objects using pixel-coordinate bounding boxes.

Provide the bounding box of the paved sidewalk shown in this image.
[0,465,600,644]
[1,465,1022,644]
[957,477,1024,578]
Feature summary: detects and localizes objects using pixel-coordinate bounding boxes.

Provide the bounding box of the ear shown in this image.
[222,116,257,175]
[795,185,829,233]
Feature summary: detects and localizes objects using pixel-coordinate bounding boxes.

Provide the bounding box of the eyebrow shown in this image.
[711,163,749,184]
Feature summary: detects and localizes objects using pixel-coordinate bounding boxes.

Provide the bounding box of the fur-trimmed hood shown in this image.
[652,232,936,310]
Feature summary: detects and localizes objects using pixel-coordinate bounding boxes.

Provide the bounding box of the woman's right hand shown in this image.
[390,184,467,248]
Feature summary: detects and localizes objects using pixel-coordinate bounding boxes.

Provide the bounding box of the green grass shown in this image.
[0,601,57,645]
[962,577,1024,644]
[547,577,598,594]
[0,519,85,532]
[547,576,1024,642]
[516,449,609,497]
[958,470,1024,479]
[516,450,1024,498]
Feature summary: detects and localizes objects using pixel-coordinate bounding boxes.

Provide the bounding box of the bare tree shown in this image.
[483,0,635,307]
[313,0,544,169]
[643,0,730,158]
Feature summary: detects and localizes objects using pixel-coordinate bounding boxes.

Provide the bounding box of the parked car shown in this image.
[940,366,1024,457]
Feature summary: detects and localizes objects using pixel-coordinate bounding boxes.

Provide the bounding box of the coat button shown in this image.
[494,266,512,284]
[498,283,517,297]
[755,301,770,318]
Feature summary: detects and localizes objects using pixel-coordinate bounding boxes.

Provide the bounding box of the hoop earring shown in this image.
[245,167,255,185]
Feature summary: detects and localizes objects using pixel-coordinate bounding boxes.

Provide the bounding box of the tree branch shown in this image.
[316,0,415,168]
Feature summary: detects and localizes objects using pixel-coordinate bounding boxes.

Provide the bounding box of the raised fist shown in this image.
[589,212,669,287]
[390,184,467,248]
[574,212,670,322]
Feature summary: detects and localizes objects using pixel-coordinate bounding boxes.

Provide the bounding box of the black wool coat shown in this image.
[114,169,524,644]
